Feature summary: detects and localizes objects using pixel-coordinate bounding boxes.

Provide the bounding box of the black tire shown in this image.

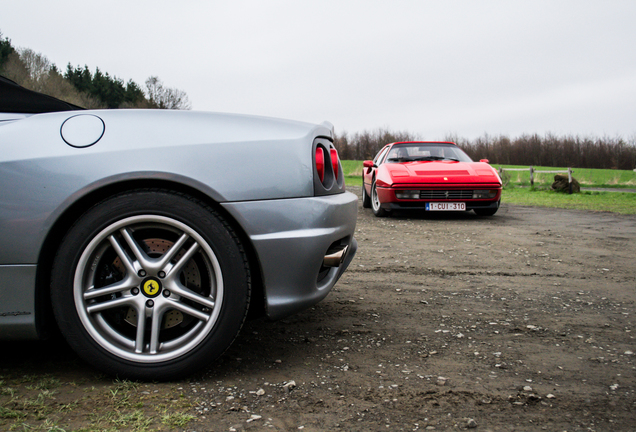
[361,183,371,208]
[371,180,388,217]
[51,190,250,380]
[474,202,499,216]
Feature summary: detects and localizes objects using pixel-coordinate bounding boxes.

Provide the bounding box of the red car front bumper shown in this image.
[375,186,502,211]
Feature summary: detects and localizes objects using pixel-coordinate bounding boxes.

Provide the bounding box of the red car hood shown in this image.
[387,161,501,185]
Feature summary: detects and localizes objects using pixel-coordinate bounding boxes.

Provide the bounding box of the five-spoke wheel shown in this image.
[51,190,250,380]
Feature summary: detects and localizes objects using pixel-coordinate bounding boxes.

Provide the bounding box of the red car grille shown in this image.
[420,190,474,199]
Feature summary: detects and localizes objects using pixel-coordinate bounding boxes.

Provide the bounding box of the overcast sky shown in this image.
[3,1,636,139]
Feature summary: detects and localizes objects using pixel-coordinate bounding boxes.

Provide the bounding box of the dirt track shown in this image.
[1,185,635,431]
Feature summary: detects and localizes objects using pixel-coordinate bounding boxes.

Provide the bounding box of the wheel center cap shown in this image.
[141,277,162,298]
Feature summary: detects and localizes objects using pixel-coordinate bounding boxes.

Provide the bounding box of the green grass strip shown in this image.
[502,187,636,214]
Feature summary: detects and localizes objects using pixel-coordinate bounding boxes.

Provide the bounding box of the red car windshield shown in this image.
[385,144,473,163]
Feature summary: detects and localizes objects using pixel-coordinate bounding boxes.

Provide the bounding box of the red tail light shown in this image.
[315,147,325,182]
[330,148,339,180]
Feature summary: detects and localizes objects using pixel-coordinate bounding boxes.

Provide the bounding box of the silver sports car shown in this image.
[0,76,358,380]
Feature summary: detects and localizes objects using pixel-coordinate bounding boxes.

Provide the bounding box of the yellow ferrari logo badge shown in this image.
[444,177,448,181]
[143,279,160,296]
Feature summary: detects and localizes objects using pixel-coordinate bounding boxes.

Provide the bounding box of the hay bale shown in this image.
[551,174,580,193]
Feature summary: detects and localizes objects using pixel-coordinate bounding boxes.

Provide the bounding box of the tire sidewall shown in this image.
[474,200,500,216]
[361,182,371,208]
[371,180,387,217]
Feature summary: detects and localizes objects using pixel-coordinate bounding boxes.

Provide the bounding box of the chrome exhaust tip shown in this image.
[323,245,349,268]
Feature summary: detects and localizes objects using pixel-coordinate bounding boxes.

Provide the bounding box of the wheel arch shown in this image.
[365,172,376,193]
[34,178,266,339]
[374,166,393,188]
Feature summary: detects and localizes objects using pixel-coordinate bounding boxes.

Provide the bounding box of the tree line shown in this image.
[0,30,190,110]
[452,133,636,171]
[334,129,636,171]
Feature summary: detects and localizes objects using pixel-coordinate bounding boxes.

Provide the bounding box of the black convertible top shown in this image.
[0,75,84,114]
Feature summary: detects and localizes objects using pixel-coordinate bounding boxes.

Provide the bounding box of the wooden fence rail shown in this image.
[498,166,574,193]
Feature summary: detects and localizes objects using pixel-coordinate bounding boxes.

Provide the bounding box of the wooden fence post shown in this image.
[530,166,534,188]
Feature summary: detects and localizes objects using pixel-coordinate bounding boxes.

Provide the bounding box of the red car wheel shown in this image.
[371,180,388,217]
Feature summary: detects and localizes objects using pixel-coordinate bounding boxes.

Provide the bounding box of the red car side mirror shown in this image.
[363,160,375,168]
[480,159,490,163]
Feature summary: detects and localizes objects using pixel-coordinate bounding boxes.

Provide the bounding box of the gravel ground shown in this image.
[1,185,635,431]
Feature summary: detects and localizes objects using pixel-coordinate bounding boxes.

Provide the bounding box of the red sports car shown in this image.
[362,141,502,217]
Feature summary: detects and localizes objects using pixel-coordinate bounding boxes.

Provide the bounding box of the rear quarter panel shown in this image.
[0,110,332,264]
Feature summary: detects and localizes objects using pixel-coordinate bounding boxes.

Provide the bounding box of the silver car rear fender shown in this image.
[222,191,358,320]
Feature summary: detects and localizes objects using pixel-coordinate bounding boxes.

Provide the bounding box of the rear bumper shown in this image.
[222,191,358,320]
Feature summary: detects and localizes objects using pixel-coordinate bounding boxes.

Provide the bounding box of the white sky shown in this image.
[3,0,636,139]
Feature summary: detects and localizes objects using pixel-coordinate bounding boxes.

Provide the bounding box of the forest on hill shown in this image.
[0,30,189,110]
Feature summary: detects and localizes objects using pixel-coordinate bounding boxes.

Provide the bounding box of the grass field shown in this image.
[342,160,636,214]
[502,188,636,214]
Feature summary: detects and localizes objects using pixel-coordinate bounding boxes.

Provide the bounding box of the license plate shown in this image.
[426,202,466,211]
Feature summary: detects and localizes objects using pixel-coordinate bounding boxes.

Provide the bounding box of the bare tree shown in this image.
[458,133,636,170]
[19,49,51,82]
[145,76,191,110]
